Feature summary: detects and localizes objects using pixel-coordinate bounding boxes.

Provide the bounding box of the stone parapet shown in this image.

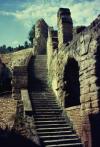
[57,8,73,48]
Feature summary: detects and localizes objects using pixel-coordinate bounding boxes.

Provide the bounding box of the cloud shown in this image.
[0,0,99,29]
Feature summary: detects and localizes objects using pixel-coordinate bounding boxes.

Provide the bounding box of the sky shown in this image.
[0,0,99,47]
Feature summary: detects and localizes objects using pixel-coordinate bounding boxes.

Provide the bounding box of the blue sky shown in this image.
[0,0,99,47]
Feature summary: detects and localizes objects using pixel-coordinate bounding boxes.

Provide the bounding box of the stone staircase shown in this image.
[28,55,83,147]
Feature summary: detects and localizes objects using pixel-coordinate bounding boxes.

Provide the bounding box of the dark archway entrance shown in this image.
[63,58,80,107]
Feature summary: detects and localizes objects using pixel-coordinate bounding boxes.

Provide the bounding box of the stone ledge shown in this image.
[65,105,81,111]
[21,89,32,115]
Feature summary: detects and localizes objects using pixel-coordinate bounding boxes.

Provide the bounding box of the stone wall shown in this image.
[11,49,42,145]
[65,106,82,138]
[47,8,100,147]
[11,49,33,128]
[12,49,33,100]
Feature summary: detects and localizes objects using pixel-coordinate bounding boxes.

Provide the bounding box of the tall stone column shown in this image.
[57,8,73,48]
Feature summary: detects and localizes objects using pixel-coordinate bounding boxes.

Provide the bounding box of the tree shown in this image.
[24,41,29,49]
[28,25,35,46]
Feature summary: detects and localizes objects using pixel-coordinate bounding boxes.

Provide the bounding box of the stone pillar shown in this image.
[47,27,58,70]
[33,19,48,55]
[57,8,73,48]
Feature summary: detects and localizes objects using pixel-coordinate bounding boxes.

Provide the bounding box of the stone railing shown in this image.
[11,50,41,146]
[11,49,33,117]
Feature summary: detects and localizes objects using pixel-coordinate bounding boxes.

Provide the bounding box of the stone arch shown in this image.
[63,57,80,108]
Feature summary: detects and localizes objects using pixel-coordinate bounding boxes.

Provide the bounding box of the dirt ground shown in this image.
[0,95,17,129]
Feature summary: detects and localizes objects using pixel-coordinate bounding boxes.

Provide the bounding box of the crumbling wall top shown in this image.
[57,8,71,17]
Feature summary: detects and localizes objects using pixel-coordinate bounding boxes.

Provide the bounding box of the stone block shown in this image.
[90,83,99,92]
[85,102,91,109]
[91,100,100,108]
[80,95,85,103]
[90,92,98,101]
[80,86,89,95]
[84,94,91,102]
[21,89,32,114]
[81,103,85,110]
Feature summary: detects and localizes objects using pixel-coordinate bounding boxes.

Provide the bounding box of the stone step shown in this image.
[31,95,57,99]
[33,114,64,118]
[34,117,66,121]
[36,126,72,132]
[33,108,62,112]
[35,120,67,125]
[46,142,83,147]
[34,73,47,76]
[31,67,47,70]
[44,138,81,145]
[34,62,46,65]
[34,58,47,61]
[32,100,58,104]
[31,92,54,95]
[29,64,47,67]
[37,130,74,135]
[32,99,58,105]
[33,106,61,109]
[34,58,47,60]
[40,134,78,139]
[33,67,47,70]
[34,72,47,75]
[34,57,47,59]
[33,111,62,116]
[31,97,56,101]
[29,64,46,67]
[32,103,59,107]
[35,123,70,129]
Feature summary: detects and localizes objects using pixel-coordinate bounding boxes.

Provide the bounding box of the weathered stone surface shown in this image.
[33,19,48,54]
[21,89,32,113]
[47,9,100,147]
[57,8,73,48]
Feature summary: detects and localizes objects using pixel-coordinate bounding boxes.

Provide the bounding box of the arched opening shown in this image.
[0,59,12,95]
[63,58,80,107]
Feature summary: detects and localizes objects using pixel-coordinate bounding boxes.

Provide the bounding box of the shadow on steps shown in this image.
[0,127,45,147]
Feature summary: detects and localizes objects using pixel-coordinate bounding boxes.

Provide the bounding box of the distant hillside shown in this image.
[0,48,33,70]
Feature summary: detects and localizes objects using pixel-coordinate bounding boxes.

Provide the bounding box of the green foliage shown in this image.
[24,41,29,49]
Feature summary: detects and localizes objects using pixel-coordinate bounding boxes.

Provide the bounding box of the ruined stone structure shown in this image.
[47,8,100,147]
[57,8,73,48]
[33,19,48,54]
[11,8,100,147]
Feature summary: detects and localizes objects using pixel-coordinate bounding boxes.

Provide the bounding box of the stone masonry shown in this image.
[47,8,100,147]
[11,8,100,147]
[57,8,73,48]
[33,19,48,54]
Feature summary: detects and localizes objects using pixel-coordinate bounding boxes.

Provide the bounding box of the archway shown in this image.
[63,57,80,108]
